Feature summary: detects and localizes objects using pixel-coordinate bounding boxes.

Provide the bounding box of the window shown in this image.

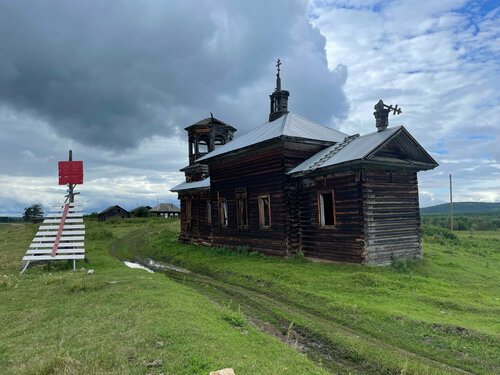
[319,191,336,227]
[258,195,271,228]
[219,199,228,227]
[198,136,210,153]
[185,199,192,230]
[214,136,225,149]
[206,200,212,224]
[236,189,248,230]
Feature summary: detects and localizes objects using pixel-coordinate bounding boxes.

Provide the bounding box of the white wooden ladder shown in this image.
[20,203,85,275]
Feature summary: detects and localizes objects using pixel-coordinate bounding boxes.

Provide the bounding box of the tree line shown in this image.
[421,212,500,231]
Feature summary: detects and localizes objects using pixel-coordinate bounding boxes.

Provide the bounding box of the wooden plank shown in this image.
[22,255,85,261]
[35,230,85,236]
[39,225,85,230]
[30,242,84,248]
[43,218,83,224]
[33,236,85,242]
[46,213,82,218]
[26,249,85,254]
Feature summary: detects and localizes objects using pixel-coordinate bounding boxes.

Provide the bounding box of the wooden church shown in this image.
[171,63,438,265]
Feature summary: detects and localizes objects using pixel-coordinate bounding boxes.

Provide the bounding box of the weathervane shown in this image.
[374,99,402,132]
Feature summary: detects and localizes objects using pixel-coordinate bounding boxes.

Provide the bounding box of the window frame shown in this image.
[206,200,212,225]
[236,189,248,231]
[318,190,336,228]
[258,194,272,229]
[219,198,228,227]
[185,198,192,230]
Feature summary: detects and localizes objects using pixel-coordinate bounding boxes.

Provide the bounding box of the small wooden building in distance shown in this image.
[98,205,130,221]
[171,64,438,265]
[150,203,180,218]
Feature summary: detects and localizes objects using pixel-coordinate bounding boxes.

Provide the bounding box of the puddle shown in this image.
[124,261,154,273]
[140,258,192,274]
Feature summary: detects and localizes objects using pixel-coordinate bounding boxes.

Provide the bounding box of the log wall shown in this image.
[208,140,328,256]
[209,142,288,256]
[362,170,421,265]
[178,191,211,245]
[298,170,365,263]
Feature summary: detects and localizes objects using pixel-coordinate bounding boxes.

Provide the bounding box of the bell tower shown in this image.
[269,59,290,122]
[181,113,236,182]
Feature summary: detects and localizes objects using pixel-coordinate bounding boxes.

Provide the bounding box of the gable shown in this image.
[289,126,438,175]
[366,127,438,167]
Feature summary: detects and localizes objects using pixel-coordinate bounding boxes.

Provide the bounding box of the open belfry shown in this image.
[172,61,438,265]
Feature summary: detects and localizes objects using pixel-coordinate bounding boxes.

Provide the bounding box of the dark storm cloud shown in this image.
[0,0,348,149]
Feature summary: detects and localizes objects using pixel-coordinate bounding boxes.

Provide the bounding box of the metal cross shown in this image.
[385,103,402,115]
[276,58,281,74]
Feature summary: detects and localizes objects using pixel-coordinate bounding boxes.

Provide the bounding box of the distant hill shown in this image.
[421,202,500,214]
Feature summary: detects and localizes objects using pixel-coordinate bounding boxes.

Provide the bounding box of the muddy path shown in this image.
[109,230,475,375]
[133,257,473,375]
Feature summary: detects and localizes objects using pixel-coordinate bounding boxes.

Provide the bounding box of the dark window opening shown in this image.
[319,192,335,227]
[214,136,225,149]
[206,200,212,224]
[237,197,248,229]
[198,136,210,153]
[219,199,228,227]
[258,195,271,228]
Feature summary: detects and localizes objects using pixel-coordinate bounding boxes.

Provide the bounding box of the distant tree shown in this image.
[132,206,151,218]
[85,212,99,219]
[23,203,44,222]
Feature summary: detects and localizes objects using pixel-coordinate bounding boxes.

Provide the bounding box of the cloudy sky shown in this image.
[0,0,498,215]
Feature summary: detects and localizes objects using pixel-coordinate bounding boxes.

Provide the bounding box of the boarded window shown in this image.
[258,195,271,228]
[206,200,211,224]
[319,191,335,227]
[219,199,228,227]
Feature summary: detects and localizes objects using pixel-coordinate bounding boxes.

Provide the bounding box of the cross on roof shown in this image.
[276,58,281,76]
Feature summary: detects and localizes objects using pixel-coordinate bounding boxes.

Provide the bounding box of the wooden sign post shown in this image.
[21,151,86,275]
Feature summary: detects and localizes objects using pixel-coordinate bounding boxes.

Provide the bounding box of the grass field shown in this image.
[0,219,499,374]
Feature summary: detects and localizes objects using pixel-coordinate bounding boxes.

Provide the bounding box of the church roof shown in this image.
[289,126,437,174]
[171,177,211,192]
[197,113,347,162]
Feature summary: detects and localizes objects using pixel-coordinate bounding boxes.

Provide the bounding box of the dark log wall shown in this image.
[298,170,365,263]
[283,141,330,256]
[209,143,288,256]
[178,191,211,245]
[208,140,329,256]
[362,170,421,265]
[98,207,130,221]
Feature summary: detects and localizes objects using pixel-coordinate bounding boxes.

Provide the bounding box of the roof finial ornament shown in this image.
[210,112,214,122]
[373,100,402,132]
[269,58,289,122]
[275,58,281,91]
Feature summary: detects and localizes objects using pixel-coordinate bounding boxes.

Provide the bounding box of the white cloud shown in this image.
[310,0,500,206]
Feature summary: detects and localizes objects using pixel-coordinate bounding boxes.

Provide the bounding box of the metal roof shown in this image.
[197,113,347,162]
[150,203,180,212]
[170,177,210,192]
[289,126,402,174]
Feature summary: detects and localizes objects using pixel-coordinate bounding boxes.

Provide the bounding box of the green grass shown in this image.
[1,219,499,374]
[0,220,330,375]
[126,222,500,375]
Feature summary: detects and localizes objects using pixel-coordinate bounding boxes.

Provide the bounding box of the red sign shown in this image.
[58,161,83,185]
